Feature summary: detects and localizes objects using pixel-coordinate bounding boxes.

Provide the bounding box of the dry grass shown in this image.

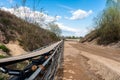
[0,10,59,51]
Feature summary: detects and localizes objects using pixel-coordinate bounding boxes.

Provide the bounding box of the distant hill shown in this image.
[0,10,59,55]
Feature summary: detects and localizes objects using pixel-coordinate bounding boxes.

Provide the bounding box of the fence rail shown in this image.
[0,40,64,80]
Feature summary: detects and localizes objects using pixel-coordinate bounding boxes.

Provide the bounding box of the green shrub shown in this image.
[0,77,4,80]
[0,55,6,58]
[0,18,10,26]
[0,45,10,53]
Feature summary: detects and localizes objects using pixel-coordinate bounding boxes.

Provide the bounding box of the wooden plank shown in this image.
[0,41,62,65]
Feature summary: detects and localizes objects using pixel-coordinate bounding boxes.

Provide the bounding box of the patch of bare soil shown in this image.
[56,41,103,80]
[56,41,120,80]
[71,41,120,80]
[5,43,26,56]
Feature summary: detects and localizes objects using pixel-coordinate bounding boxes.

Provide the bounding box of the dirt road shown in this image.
[56,41,120,80]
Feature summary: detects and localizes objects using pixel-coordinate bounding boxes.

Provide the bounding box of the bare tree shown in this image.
[48,23,61,37]
[33,0,41,23]
[21,0,27,21]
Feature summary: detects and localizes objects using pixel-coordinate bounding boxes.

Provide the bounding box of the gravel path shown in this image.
[56,41,120,80]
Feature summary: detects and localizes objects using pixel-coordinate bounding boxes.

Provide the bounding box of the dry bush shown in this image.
[0,10,59,51]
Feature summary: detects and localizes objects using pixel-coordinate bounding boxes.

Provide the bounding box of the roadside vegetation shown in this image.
[65,36,81,39]
[0,10,60,52]
[0,44,10,53]
[80,0,120,45]
[0,0,61,52]
[0,0,61,79]
[0,5,61,80]
[48,23,61,37]
[0,55,6,58]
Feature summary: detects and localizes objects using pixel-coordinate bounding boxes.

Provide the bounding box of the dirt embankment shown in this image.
[56,41,120,80]
[5,43,26,56]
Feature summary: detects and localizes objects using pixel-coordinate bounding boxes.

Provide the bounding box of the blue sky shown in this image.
[0,0,107,37]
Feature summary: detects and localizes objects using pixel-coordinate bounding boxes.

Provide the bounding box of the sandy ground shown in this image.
[56,41,120,80]
[6,43,26,56]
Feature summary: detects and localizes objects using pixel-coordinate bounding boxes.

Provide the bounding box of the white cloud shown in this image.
[1,6,61,27]
[56,22,78,32]
[1,6,87,36]
[55,16,61,20]
[67,9,93,20]
[56,22,87,36]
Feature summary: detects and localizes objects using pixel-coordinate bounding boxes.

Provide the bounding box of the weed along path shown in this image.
[56,41,120,80]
